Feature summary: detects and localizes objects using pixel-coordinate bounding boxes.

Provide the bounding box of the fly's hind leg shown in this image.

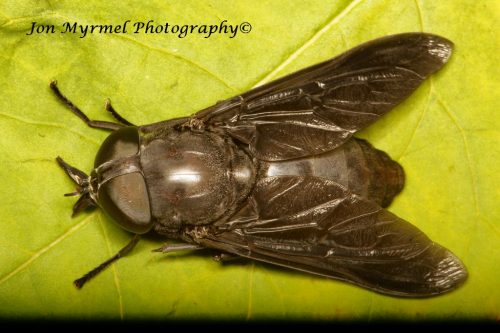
[152,243,204,253]
[212,252,240,263]
[152,243,241,263]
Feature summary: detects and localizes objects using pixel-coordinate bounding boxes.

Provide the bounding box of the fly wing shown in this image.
[196,176,467,297]
[195,33,453,161]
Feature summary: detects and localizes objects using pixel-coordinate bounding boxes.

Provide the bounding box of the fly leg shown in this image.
[50,80,127,131]
[212,252,240,263]
[153,243,242,262]
[74,234,140,289]
[105,99,135,126]
[152,243,204,253]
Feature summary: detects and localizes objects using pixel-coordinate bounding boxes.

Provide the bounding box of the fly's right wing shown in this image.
[196,176,467,297]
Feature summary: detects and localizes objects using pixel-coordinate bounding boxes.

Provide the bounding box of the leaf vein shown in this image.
[97,214,124,320]
[436,97,483,258]
[252,0,364,88]
[397,79,432,161]
[0,112,101,146]
[110,33,236,91]
[437,98,479,216]
[0,216,93,286]
[1,12,235,91]
[414,0,424,31]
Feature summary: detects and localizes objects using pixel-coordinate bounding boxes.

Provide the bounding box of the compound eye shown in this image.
[98,172,152,234]
[95,127,139,167]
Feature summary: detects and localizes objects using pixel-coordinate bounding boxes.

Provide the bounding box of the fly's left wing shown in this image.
[193,176,467,297]
[193,33,453,161]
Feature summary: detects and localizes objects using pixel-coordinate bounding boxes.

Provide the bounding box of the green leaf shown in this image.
[0,0,498,320]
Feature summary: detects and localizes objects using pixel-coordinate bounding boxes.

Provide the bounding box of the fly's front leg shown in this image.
[105,99,135,126]
[50,80,128,131]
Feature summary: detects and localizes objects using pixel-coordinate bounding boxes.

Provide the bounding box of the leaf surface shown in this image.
[0,0,498,319]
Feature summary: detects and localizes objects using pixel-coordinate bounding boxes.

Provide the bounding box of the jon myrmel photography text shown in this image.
[26,19,252,39]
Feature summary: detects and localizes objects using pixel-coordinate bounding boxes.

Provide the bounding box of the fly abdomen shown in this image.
[348,138,405,207]
[259,138,404,207]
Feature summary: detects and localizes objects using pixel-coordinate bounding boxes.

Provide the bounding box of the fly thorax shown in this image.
[139,131,255,229]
